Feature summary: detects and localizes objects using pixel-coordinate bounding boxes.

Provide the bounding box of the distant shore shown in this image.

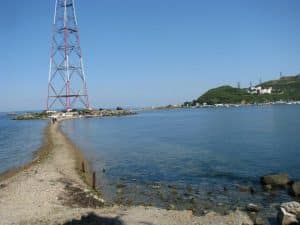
[0,119,253,225]
[13,108,136,120]
[141,100,300,111]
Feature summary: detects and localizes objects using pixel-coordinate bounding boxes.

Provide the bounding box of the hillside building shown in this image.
[248,86,272,95]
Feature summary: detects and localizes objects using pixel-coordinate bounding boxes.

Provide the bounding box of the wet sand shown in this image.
[0,120,253,225]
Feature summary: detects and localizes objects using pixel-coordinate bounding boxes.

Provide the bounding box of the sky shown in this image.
[1,0,300,111]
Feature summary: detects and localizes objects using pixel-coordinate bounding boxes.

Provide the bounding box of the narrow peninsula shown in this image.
[0,119,253,225]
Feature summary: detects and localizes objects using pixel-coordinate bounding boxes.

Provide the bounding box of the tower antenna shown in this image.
[47,0,90,111]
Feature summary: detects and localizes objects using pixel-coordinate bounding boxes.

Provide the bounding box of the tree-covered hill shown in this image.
[185,75,300,106]
[195,86,252,105]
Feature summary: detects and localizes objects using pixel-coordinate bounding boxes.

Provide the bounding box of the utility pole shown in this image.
[47,0,90,111]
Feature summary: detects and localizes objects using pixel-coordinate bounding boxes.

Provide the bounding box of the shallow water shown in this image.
[0,113,47,174]
[62,105,300,222]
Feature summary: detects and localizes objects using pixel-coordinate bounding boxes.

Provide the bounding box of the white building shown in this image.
[248,86,272,95]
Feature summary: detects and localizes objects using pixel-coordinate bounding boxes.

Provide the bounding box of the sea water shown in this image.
[62,105,300,223]
[0,113,47,174]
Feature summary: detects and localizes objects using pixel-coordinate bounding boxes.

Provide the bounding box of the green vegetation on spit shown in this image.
[185,75,300,106]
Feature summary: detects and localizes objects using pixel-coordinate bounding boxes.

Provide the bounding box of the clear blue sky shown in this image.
[1,0,300,111]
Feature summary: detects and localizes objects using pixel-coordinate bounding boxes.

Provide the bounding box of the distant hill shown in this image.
[259,75,300,99]
[185,75,300,106]
[195,86,252,105]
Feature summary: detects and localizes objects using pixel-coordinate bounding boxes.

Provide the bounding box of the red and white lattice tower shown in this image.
[47,0,90,111]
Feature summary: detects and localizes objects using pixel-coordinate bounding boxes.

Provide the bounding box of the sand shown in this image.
[0,120,253,225]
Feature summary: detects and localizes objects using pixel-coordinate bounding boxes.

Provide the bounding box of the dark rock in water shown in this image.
[291,182,300,196]
[116,183,126,188]
[183,192,191,197]
[246,203,260,212]
[186,185,193,193]
[167,184,177,189]
[236,184,254,193]
[261,173,289,187]
[277,207,299,225]
[263,184,272,191]
[151,184,161,189]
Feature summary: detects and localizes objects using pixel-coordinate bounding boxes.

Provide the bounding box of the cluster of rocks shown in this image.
[260,173,300,225]
[242,173,300,225]
[245,201,300,225]
[260,173,300,196]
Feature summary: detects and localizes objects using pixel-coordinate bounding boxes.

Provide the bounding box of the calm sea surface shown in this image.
[0,113,47,174]
[61,105,300,221]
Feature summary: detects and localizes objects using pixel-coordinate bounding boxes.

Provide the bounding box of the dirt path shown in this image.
[0,121,253,225]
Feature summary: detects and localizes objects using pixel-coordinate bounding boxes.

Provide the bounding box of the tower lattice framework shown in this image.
[47,0,90,110]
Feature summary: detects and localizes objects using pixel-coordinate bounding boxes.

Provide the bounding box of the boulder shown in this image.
[246,203,260,213]
[281,201,300,217]
[263,184,272,191]
[261,173,289,187]
[277,207,298,225]
[292,182,300,196]
[236,184,255,193]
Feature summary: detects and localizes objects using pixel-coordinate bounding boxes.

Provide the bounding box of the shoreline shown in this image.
[0,119,253,225]
[0,122,53,183]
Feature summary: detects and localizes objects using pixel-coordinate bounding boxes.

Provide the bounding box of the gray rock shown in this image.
[246,203,260,212]
[263,184,272,190]
[236,184,254,193]
[261,173,289,186]
[292,182,300,197]
[281,201,300,217]
[277,207,299,225]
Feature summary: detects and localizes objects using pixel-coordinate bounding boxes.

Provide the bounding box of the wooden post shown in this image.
[92,171,96,190]
[81,162,85,173]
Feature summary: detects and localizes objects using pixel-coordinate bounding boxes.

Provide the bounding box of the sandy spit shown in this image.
[0,120,253,225]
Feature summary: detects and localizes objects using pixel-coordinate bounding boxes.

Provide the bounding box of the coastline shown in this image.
[0,122,53,183]
[0,119,253,225]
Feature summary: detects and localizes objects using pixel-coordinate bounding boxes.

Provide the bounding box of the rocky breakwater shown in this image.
[13,108,137,120]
